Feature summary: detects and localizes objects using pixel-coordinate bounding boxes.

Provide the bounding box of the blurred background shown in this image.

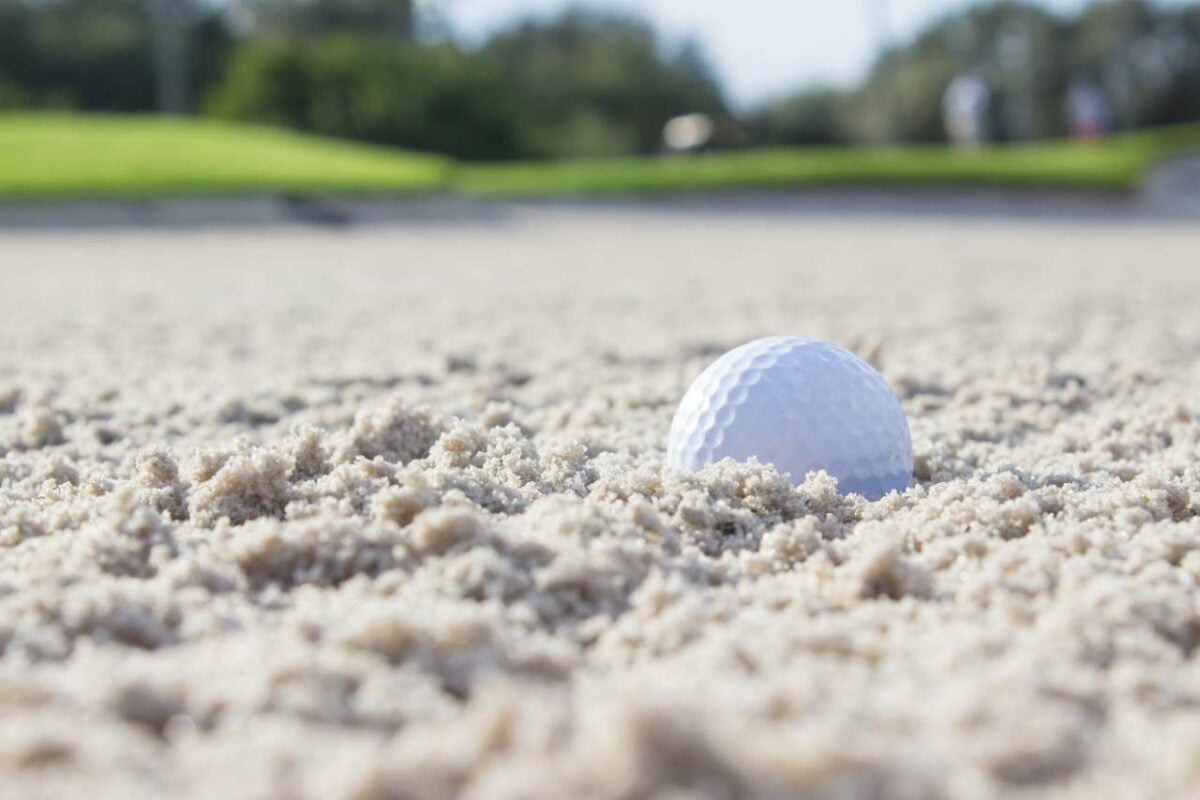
[1,0,1199,199]
[5,0,1200,153]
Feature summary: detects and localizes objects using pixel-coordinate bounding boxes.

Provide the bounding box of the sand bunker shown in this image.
[2,208,1200,798]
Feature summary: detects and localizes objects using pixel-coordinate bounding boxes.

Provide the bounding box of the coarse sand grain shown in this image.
[2,207,1200,799]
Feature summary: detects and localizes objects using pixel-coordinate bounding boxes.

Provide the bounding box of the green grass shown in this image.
[0,113,450,200]
[457,124,1200,197]
[1,112,1198,200]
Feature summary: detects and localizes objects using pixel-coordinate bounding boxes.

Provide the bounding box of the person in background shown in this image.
[942,72,991,148]
[1067,78,1113,140]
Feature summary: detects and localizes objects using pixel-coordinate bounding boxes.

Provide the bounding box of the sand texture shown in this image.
[2,208,1200,799]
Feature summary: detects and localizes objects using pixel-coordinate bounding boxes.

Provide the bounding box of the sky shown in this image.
[434,0,1123,107]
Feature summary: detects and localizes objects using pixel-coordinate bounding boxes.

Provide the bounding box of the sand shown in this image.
[2,206,1200,799]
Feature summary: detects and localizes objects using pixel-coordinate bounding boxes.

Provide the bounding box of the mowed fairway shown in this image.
[457,126,1200,195]
[2,112,1199,200]
[3,208,1200,798]
[0,113,450,199]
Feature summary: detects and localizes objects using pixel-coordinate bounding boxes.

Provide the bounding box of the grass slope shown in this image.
[0,113,450,200]
[458,124,1200,197]
[1,112,1198,200]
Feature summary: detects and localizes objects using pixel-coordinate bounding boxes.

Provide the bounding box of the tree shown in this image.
[849,2,1067,143]
[753,89,853,146]
[482,10,727,157]
[231,0,415,39]
[205,36,527,159]
[844,0,1200,144]
[0,0,157,110]
[1069,0,1200,129]
[0,0,230,112]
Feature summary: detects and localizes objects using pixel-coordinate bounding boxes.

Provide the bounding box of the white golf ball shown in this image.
[667,336,912,499]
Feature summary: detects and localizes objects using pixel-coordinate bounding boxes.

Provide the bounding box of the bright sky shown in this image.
[435,0,1127,107]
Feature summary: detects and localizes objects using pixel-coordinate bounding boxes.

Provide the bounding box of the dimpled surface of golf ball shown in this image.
[667,336,912,499]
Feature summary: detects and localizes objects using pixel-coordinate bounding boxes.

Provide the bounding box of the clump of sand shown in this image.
[2,210,1200,799]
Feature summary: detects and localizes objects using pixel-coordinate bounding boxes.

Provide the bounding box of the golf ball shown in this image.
[666,336,912,499]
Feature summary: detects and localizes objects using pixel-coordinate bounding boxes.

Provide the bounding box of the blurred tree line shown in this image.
[0,0,725,158]
[756,0,1200,145]
[0,0,1197,157]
